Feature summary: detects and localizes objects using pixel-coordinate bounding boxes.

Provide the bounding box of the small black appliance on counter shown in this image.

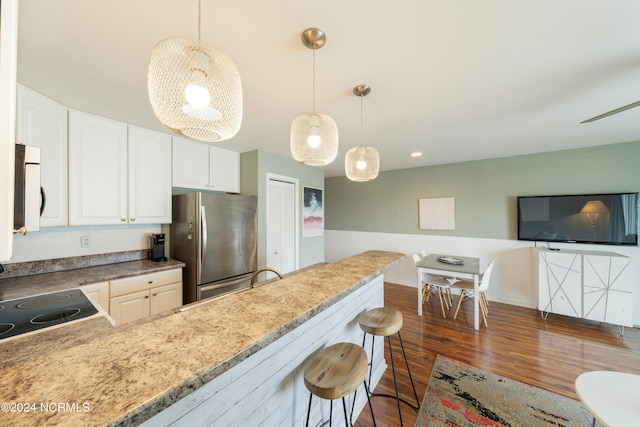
[149,233,167,262]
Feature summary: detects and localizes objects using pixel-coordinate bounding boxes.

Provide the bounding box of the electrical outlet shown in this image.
[81,235,91,248]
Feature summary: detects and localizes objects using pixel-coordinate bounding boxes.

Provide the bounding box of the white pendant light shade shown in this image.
[290,112,339,166]
[290,28,339,166]
[345,145,379,181]
[148,36,242,142]
[346,84,379,182]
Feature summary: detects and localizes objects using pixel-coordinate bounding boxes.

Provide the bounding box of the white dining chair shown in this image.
[413,253,454,318]
[449,259,495,327]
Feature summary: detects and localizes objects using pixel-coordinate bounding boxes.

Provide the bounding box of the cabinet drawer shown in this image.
[110,269,182,297]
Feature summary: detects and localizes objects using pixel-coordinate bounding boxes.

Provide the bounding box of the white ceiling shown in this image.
[17,0,640,178]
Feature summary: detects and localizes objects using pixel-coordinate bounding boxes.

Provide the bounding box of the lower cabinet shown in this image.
[81,281,110,313]
[535,248,633,327]
[109,269,182,326]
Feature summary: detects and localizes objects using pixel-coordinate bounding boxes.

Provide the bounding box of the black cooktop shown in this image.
[0,289,98,340]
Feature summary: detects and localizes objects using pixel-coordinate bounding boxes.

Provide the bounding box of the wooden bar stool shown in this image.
[304,342,377,427]
[358,307,419,427]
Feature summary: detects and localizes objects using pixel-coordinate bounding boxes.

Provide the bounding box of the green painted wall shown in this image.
[241,150,325,269]
[325,140,640,240]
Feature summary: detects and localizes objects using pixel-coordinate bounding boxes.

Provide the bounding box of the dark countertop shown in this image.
[0,250,405,427]
[0,258,186,301]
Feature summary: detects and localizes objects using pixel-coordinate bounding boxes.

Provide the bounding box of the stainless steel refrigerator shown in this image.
[171,192,257,304]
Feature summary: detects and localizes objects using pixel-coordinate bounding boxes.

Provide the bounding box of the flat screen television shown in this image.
[517,193,639,246]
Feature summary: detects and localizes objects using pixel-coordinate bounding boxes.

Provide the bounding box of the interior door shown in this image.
[267,178,296,277]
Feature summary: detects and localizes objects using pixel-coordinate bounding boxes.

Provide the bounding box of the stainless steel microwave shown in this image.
[14,143,44,234]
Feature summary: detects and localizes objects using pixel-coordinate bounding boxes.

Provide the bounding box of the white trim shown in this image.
[266,173,300,271]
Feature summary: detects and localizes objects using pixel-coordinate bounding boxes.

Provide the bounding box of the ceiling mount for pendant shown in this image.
[290,27,338,166]
[345,84,379,182]
[301,28,326,50]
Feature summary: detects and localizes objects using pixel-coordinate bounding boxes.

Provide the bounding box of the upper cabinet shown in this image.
[172,136,239,193]
[69,110,172,225]
[16,85,68,227]
[128,126,172,224]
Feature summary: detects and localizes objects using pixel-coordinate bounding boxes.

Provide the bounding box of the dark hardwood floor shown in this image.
[354,282,640,426]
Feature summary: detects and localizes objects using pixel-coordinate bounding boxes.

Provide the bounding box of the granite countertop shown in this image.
[0,258,186,302]
[0,250,405,427]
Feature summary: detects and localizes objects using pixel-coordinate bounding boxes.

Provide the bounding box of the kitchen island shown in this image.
[0,250,405,426]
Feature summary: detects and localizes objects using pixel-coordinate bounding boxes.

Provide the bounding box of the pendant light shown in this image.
[290,28,339,166]
[345,85,379,181]
[147,0,242,142]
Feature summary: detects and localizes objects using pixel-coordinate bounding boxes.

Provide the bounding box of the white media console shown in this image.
[534,248,633,333]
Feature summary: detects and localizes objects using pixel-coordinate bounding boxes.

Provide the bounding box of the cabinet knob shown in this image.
[130,218,135,222]
[148,280,153,284]
[145,295,149,299]
[152,292,158,296]
[121,218,126,222]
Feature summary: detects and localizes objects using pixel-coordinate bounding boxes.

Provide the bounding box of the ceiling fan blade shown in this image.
[580,100,640,123]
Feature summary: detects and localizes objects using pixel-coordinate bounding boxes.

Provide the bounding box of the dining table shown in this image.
[416,254,481,330]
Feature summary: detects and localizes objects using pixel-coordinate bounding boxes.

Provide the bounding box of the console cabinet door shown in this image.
[69,110,128,225]
[583,254,633,327]
[538,251,582,318]
[16,85,68,227]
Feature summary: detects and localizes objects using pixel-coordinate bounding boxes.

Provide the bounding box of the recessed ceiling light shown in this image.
[410,151,423,158]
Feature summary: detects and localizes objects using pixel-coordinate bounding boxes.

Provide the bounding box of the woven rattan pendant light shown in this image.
[345,85,379,182]
[147,0,242,142]
[290,28,338,166]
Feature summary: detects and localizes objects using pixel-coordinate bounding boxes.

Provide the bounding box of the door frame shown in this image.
[266,173,300,273]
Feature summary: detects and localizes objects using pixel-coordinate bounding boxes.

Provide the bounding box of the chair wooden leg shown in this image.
[452,291,465,319]
[480,292,488,327]
[437,288,447,318]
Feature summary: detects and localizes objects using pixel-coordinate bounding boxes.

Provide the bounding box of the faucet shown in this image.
[250,267,283,288]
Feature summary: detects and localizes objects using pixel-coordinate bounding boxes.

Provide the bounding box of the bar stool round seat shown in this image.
[359,306,403,337]
[358,306,419,427]
[304,342,376,426]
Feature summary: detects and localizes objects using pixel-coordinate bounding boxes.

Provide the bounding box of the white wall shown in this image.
[325,230,640,326]
[7,224,161,263]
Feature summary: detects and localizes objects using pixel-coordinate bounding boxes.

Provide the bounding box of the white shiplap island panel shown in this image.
[146,275,385,426]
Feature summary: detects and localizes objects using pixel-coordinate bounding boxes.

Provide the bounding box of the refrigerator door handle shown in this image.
[201,205,208,268]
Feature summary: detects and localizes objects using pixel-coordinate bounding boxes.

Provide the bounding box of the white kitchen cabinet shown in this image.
[69,110,128,225]
[172,137,240,193]
[209,145,240,193]
[536,248,633,328]
[81,281,110,312]
[109,269,182,325]
[128,126,172,224]
[69,111,172,225]
[16,85,68,227]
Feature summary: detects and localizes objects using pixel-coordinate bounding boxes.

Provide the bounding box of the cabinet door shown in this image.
[69,110,128,225]
[172,137,209,190]
[16,85,68,227]
[128,126,172,224]
[209,145,240,193]
[110,290,150,325]
[583,254,633,326]
[149,282,182,315]
[82,281,109,312]
[538,250,582,317]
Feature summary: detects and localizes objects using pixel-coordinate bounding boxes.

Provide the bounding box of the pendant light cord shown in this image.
[312,49,316,113]
[360,93,364,146]
[197,0,202,41]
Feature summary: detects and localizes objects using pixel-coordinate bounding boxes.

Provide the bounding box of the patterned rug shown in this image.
[415,355,597,427]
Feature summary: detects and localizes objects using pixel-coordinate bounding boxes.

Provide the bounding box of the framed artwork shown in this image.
[419,197,455,230]
[303,187,323,237]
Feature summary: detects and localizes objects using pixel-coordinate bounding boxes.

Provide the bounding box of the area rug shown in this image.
[415,355,597,427]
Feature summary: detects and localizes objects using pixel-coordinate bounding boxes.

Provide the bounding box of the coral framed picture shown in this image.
[303,187,323,237]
